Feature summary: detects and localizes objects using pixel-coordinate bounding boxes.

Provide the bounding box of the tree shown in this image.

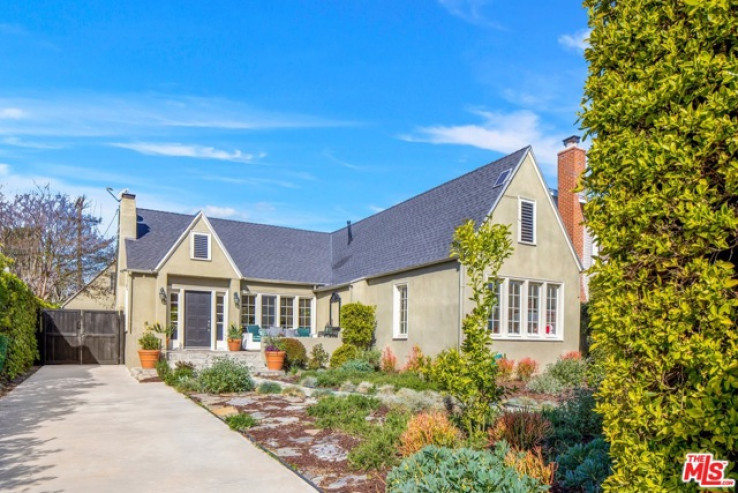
[0,185,115,303]
[426,217,512,437]
[581,1,738,490]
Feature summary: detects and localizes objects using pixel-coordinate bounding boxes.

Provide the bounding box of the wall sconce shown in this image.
[234,291,241,307]
[159,287,167,303]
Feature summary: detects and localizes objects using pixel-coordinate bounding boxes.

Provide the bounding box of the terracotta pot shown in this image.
[228,338,242,351]
[264,350,286,371]
[138,349,161,369]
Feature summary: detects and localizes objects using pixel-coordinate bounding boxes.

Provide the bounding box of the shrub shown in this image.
[226,413,258,431]
[329,343,359,368]
[488,409,551,451]
[496,357,515,381]
[0,334,7,374]
[137,330,161,350]
[526,373,565,395]
[307,343,329,370]
[307,394,380,434]
[0,256,39,379]
[380,388,445,414]
[300,375,317,388]
[543,389,603,459]
[257,381,282,394]
[380,347,397,373]
[548,357,587,389]
[504,447,555,487]
[561,350,582,360]
[555,438,611,493]
[340,359,374,373]
[281,338,307,370]
[516,357,538,382]
[156,359,171,380]
[199,358,254,394]
[281,385,305,398]
[357,348,381,370]
[401,344,428,373]
[349,410,409,470]
[398,411,462,456]
[386,444,548,493]
[340,302,376,349]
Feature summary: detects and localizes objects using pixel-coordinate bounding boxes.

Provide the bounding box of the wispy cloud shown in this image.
[437,0,503,29]
[111,142,266,163]
[402,109,560,169]
[559,29,590,52]
[200,175,299,190]
[202,205,237,218]
[368,205,385,213]
[0,93,352,138]
[2,136,64,149]
[323,150,370,171]
[0,163,9,176]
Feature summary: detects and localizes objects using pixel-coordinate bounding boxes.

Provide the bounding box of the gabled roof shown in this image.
[124,147,530,285]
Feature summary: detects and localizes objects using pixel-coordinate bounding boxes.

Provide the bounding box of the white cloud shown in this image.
[368,205,385,213]
[202,205,237,218]
[0,163,9,175]
[437,0,502,29]
[110,142,266,163]
[323,150,370,171]
[2,136,63,149]
[402,109,561,169]
[559,29,591,52]
[0,108,26,119]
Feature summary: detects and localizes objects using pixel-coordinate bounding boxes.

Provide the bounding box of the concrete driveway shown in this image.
[0,366,316,493]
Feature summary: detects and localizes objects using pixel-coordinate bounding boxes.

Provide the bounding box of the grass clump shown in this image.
[307,394,380,434]
[226,413,258,431]
[257,381,282,394]
[303,368,437,391]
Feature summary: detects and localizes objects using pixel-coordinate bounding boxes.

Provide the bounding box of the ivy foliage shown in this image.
[426,218,512,436]
[340,302,376,350]
[581,1,738,490]
[0,252,39,379]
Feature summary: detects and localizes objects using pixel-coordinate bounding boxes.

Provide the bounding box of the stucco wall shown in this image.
[63,263,116,311]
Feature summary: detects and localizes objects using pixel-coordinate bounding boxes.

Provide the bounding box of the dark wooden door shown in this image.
[185,291,211,347]
[42,310,123,365]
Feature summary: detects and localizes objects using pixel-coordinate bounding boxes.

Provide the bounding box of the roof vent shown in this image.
[347,220,353,244]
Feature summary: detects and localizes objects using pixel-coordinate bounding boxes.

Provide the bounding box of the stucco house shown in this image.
[66,141,587,369]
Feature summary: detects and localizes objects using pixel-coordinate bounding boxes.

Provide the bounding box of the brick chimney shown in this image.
[557,136,586,263]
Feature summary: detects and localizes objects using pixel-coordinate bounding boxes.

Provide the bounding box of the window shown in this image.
[280,296,294,328]
[494,169,511,187]
[215,293,225,341]
[191,233,211,260]
[240,294,256,327]
[507,281,522,334]
[528,283,541,335]
[546,284,560,336]
[394,284,408,337]
[169,292,179,340]
[298,298,312,328]
[261,295,276,327]
[488,281,502,334]
[519,199,536,244]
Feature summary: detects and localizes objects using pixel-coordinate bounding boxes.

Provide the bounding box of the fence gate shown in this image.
[41,310,124,365]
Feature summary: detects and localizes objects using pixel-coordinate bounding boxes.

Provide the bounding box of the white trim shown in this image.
[190,232,212,261]
[485,147,529,217]
[200,214,243,277]
[489,277,565,342]
[518,197,537,245]
[393,283,409,339]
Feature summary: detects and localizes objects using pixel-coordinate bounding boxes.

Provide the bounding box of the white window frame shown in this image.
[518,198,537,245]
[190,232,212,261]
[488,277,563,341]
[393,283,408,339]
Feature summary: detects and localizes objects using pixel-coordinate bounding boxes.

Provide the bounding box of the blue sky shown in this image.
[0,1,589,233]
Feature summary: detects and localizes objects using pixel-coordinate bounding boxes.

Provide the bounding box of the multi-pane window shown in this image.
[488,281,502,334]
[240,294,256,327]
[394,284,408,337]
[546,284,560,335]
[280,297,294,328]
[528,283,541,335]
[507,281,522,334]
[298,298,312,328]
[519,199,536,244]
[169,292,179,340]
[215,293,225,341]
[261,295,276,328]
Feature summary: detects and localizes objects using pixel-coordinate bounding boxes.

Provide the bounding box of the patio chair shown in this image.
[244,325,262,350]
[296,327,311,337]
[320,325,341,338]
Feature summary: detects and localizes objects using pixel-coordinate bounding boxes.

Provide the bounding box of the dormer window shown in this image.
[191,233,211,260]
[519,198,536,245]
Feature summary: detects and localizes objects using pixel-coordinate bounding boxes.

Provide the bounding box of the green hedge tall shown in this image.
[340,302,376,350]
[581,1,738,491]
[0,254,39,379]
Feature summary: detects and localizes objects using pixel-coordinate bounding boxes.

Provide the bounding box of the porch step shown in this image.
[164,349,266,373]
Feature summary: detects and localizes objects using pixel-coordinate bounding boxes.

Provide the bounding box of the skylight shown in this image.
[494,169,511,187]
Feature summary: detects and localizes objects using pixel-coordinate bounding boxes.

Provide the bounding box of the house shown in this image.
[65,142,585,369]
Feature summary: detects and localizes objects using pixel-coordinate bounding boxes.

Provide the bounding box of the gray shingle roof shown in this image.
[124,147,529,285]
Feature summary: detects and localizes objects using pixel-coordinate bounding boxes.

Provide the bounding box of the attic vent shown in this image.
[519,199,536,244]
[494,169,511,187]
[192,233,211,260]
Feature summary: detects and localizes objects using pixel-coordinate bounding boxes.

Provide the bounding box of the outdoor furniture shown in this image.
[265,326,283,337]
[284,328,297,338]
[296,327,311,337]
[243,325,262,350]
[320,325,341,338]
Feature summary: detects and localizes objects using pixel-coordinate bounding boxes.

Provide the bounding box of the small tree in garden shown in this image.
[582,0,738,490]
[340,302,376,350]
[426,217,512,436]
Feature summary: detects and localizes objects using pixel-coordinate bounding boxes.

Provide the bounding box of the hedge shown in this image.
[0,255,39,379]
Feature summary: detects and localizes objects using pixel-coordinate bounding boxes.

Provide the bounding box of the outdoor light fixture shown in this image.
[234,291,241,307]
[159,287,167,303]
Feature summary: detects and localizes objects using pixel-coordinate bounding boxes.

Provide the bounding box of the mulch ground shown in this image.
[0,366,40,400]
[189,392,388,493]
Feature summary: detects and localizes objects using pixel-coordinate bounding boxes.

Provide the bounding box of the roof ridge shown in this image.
[208,216,330,235]
[331,146,530,233]
[135,207,194,218]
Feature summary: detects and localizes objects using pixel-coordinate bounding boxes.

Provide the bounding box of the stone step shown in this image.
[164,350,266,372]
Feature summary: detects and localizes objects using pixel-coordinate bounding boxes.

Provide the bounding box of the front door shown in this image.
[185,291,211,348]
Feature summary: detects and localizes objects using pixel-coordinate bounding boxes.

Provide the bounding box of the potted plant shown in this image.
[227,323,243,351]
[148,321,175,350]
[263,337,286,371]
[138,328,161,369]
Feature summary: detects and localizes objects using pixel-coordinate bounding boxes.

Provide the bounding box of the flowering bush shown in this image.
[488,409,551,451]
[504,446,556,486]
[561,350,582,361]
[401,344,428,373]
[381,346,397,373]
[398,411,462,456]
[516,357,538,382]
[496,357,515,381]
